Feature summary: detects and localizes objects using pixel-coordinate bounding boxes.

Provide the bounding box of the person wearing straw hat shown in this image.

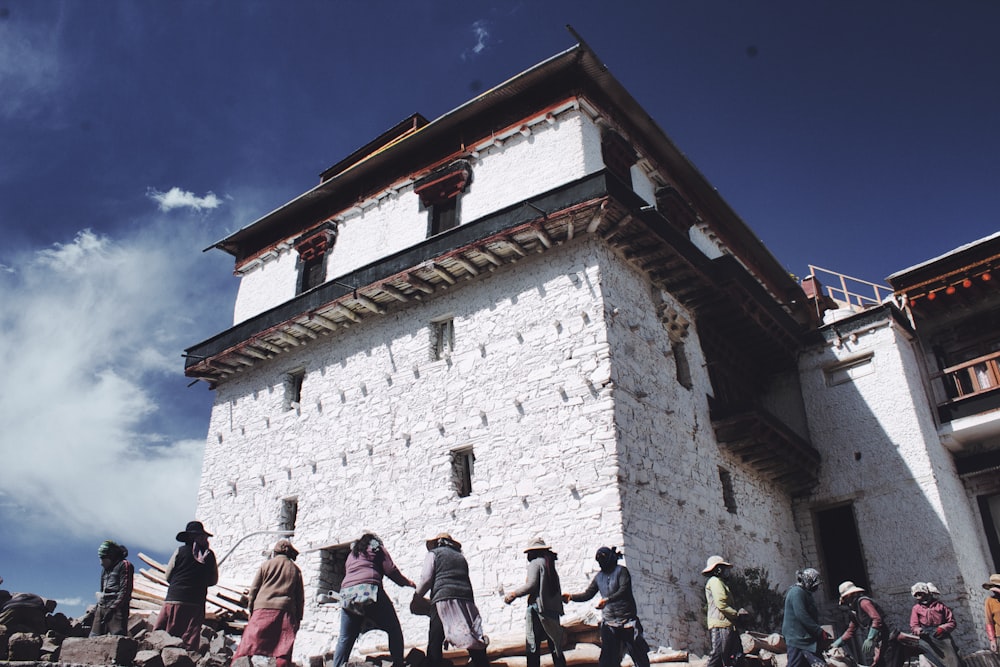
[504,537,566,667]
[703,555,742,667]
[154,520,219,651]
[563,545,650,667]
[830,581,902,667]
[233,540,305,667]
[416,533,489,667]
[983,574,1000,653]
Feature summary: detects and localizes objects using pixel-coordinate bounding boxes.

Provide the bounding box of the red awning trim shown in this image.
[414,160,473,207]
[295,228,336,262]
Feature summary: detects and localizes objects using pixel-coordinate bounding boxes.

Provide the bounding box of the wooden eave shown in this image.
[205,40,809,329]
[711,405,821,496]
[186,171,806,387]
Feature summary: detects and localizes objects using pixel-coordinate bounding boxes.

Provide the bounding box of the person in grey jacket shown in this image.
[563,546,650,667]
[504,537,566,667]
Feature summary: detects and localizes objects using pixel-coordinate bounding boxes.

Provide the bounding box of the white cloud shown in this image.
[461,20,491,60]
[148,187,223,212]
[0,219,232,551]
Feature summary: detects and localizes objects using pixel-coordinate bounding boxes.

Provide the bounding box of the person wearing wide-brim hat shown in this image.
[831,581,903,667]
[154,521,219,651]
[234,539,305,667]
[504,538,566,667]
[416,532,489,667]
[984,574,1000,653]
[703,556,741,667]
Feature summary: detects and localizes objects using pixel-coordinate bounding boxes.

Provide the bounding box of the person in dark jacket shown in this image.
[416,532,489,667]
[831,581,903,667]
[154,521,219,651]
[563,546,650,667]
[333,533,415,667]
[234,540,305,667]
[781,568,831,667]
[90,540,133,636]
[504,537,566,667]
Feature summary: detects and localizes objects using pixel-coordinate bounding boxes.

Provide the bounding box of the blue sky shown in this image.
[1,1,998,616]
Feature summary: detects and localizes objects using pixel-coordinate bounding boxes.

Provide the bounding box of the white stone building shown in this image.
[184,41,1000,663]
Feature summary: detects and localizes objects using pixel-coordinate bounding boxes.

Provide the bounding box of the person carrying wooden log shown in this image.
[416,532,490,667]
[233,539,304,667]
[88,540,133,636]
[563,545,650,667]
[984,574,1000,654]
[831,581,904,667]
[781,567,830,667]
[909,582,961,667]
[703,555,743,667]
[154,520,219,651]
[504,537,567,667]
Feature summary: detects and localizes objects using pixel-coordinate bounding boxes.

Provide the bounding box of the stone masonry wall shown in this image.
[798,314,991,649]
[197,238,629,662]
[595,249,803,653]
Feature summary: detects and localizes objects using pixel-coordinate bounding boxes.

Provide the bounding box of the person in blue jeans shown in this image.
[563,546,650,667]
[332,534,415,667]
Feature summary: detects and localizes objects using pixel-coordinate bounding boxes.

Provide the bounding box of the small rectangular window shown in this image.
[430,198,458,236]
[317,544,350,598]
[298,254,327,293]
[451,447,475,498]
[283,369,305,411]
[279,497,298,532]
[432,318,454,361]
[673,342,693,389]
[824,353,875,387]
[718,466,737,514]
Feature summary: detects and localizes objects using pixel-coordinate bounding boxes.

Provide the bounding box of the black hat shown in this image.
[176,521,213,542]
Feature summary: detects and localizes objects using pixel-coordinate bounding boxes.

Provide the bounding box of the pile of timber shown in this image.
[131,552,251,632]
[359,611,689,667]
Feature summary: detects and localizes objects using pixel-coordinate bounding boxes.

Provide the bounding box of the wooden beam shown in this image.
[354,293,386,314]
[274,331,301,347]
[476,246,504,267]
[502,236,528,257]
[309,312,341,331]
[533,225,553,249]
[378,284,411,302]
[288,323,318,339]
[242,346,271,360]
[425,261,457,285]
[405,273,435,294]
[333,304,362,323]
[256,339,285,355]
[452,256,480,277]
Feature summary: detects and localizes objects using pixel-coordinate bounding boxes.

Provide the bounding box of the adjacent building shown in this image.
[184,40,999,661]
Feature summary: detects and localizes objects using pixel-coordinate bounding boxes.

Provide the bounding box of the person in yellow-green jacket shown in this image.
[703,555,742,667]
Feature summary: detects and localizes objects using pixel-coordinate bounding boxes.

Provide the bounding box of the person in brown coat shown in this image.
[234,540,305,667]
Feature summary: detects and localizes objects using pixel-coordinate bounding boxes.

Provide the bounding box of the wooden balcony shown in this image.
[937,349,1000,422]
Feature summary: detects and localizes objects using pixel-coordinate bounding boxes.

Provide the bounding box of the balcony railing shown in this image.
[942,350,1000,400]
[807,265,894,311]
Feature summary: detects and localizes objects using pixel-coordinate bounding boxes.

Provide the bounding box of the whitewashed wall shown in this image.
[798,313,990,648]
[596,249,803,652]
[199,239,630,662]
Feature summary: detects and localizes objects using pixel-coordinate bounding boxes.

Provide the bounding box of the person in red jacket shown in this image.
[234,540,305,667]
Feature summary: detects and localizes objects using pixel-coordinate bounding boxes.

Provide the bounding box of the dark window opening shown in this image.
[279,497,298,532]
[978,493,1000,571]
[601,130,637,188]
[432,318,454,361]
[674,342,693,389]
[293,223,336,295]
[430,197,458,236]
[718,467,737,514]
[815,504,869,598]
[451,447,475,498]
[283,369,304,411]
[317,544,350,598]
[298,253,327,293]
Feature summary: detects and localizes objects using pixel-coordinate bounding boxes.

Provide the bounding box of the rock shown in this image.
[60,634,139,666]
[143,629,187,651]
[9,631,43,661]
[135,648,167,667]
[162,645,198,667]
